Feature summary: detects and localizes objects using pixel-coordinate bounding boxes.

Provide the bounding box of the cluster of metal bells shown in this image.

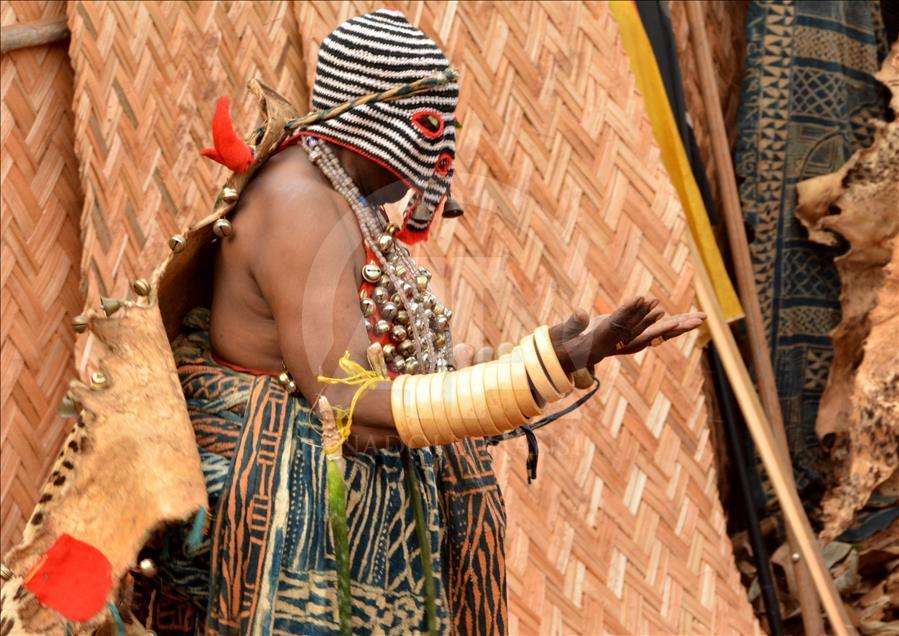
[359,232,453,374]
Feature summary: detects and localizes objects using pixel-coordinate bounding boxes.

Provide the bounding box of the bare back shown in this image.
[208,144,367,376]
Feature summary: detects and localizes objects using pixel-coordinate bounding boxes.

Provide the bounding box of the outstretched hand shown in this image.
[550,297,706,374]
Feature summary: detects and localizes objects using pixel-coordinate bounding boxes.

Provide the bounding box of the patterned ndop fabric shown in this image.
[133,308,507,635]
[735,0,887,497]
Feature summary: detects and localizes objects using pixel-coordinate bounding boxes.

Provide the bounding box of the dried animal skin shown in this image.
[796,43,899,542]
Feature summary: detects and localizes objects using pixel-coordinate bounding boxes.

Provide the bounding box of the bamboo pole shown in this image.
[683,4,827,633]
[0,16,69,54]
[689,234,854,635]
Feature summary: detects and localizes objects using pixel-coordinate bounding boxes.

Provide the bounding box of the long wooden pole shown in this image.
[682,4,828,634]
[689,234,854,635]
[0,17,69,55]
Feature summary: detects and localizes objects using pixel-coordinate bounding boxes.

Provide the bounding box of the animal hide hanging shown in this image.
[796,43,899,543]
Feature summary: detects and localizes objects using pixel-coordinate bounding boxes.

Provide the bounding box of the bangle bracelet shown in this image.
[454,366,482,439]
[508,349,542,417]
[495,356,528,425]
[467,363,495,436]
[520,333,563,403]
[391,375,413,444]
[481,361,511,435]
[414,372,439,445]
[534,325,573,393]
[427,372,456,445]
[443,370,469,440]
[403,375,430,448]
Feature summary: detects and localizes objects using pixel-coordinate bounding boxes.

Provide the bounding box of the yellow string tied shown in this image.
[317,352,389,454]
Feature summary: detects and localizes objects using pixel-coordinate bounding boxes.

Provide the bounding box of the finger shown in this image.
[619,316,681,353]
[454,343,474,368]
[550,309,590,343]
[610,297,653,336]
[630,306,665,339]
[474,346,494,365]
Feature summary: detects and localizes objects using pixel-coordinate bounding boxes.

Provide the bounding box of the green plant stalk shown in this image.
[403,450,438,636]
[327,455,352,636]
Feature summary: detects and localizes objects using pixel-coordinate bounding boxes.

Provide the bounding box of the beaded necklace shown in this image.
[302,137,454,375]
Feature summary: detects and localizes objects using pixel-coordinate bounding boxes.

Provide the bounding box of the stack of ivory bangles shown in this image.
[392,326,574,448]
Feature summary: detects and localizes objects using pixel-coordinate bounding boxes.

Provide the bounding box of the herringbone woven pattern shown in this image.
[0,0,83,556]
[65,0,309,328]
[669,0,748,217]
[8,1,758,632]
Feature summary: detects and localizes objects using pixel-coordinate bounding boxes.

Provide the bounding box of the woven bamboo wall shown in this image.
[669,0,748,215]
[0,0,83,555]
[2,1,757,633]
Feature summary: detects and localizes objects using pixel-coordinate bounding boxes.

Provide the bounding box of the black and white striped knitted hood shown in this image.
[299,9,458,242]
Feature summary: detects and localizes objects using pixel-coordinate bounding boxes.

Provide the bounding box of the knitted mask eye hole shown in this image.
[435,153,453,176]
[412,111,445,139]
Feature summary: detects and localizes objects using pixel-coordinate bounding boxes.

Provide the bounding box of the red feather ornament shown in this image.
[200,96,254,174]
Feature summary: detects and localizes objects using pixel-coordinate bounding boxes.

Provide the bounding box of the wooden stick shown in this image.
[689,234,854,635]
[683,4,826,633]
[1,17,69,54]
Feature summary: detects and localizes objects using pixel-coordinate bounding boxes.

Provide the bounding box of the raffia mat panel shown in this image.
[59,1,758,633]
[0,0,83,556]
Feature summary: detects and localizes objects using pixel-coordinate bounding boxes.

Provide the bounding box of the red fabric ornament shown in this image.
[395,225,429,245]
[23,533,113,622]
[200,96,254,174]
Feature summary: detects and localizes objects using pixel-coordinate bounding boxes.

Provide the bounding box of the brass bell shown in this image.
[221,186,239,203]
[442,194,464,218]
[434,334,447,349]
[398,339,415,357]
[58,394,78,418]
[395,310,410,325]
[385,223,400,236]
[132,278,151,297]
[435,315,449,331]
[360,298,376,317]
[100,297,122,317]
[406,358,420,374]
[372,286,389,304]
[415,275,429,292]
[382,343,396,359]
[213,218,233,238]
[72,315,89,333]
[286,380,298,393]
[419,267,432,280]
[391,325,408,342]
[377,234,395,253]
[395,265,408,277]
[362,263,382,283]
[90,371,108,389]
[374,320,390,336]
[139,558,157,578]
[391,356,406,373]
[169,234,187,253]
[433,303,445,316]
[278,372,291,386]
[381,302,398,321]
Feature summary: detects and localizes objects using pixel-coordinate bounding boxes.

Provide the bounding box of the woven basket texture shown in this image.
[0,0,83,554]
[1,1,758,633]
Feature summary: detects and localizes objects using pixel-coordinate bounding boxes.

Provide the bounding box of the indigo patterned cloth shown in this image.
[135,308,507,634]
[735,1,887,497]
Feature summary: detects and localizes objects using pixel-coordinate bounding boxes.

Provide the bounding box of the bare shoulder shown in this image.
[232,143,364,286]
